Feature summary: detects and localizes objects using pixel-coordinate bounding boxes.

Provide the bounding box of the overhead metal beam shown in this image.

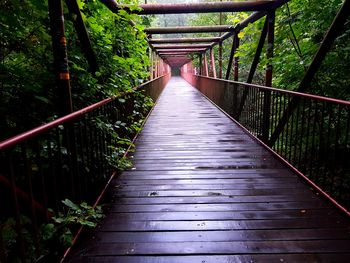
[159,52,192,55]
[149,37,221,44]
[145,25,234,35]
[158,51,193,53]
[159,52,191,54]
[100,1,275,15]
[159,55,199,57]
[164,58,191,61]
[162,59,191,62]
[157,48,206,53]
[153,44,212,49]
[161,56,189,58]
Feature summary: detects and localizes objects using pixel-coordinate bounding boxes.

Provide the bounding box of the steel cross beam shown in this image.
[157,48,206,52]
[145,25,234,35]
[161,56,190,58]
[158,50,202,53]
[100,0,276,15]
[149,37,221,44]
[153,44,212,49]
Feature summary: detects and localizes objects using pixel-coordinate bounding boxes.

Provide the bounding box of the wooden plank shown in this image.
[99,218,348,232]
[115,190,317,199]
[113,195,319,205]
[118,173,294,179]
[94,228,350,243]
[116,178,303,185]
[85,240,350,256]
[114,189,314,197]
[118,169,297,179]
[84,255,350,263]
[115,182,308,191]
[110,202,331,213]
[103,209,340,221]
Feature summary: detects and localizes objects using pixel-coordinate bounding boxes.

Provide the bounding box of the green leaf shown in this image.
[62,199,80,211]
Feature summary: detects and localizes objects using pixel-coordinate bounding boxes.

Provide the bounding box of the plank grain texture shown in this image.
[67,77,350,262]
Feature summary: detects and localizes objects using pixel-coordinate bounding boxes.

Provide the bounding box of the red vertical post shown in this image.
[233,35,240,81]
[48,0,73,115]
[203,52,209,77]
[232,33,240,117]
[218,41,223,78]
[199,54,203,75]
[157,55,160,78]
[225,34,237,80]
[157,56,161,77]
[262,10,275,142]
[154,54,158,78]
[150,51,153,80]
[154,54,156,78]
[210,48,217,78]
[265,12,275,87]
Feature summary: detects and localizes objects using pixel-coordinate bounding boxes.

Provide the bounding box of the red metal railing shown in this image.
[0,74,170,262]
[182,74,350,213]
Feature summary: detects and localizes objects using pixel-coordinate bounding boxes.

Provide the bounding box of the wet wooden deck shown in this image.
[69,77,350,262]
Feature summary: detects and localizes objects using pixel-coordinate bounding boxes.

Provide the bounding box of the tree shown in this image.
[0,0,150,140]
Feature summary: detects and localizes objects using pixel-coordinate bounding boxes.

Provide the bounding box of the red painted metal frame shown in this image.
[188,75,350,106]
[184,74,350,217]
[138,1,275,14]
[153,44,212,49]
[101,0,275,15]
[156,48,206,53]
[210,48,217,78]
[149,37,221,44]
[145,25,235,35]
[0,96,106,150]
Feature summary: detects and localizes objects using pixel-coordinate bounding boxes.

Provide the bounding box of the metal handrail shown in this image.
[195,75,350,106]
[0,75,168,151]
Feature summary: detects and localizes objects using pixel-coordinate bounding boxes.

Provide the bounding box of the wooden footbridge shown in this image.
[67,77,350,262]
[1,1,350,262]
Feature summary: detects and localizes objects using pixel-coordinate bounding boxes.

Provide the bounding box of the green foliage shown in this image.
[0,199,104,262]
[272,0,348,98]
[190,0,350,100]
[51,199,104,246]
[0,0,55,139]
[71,0,150,100]
[0,0,151,140]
